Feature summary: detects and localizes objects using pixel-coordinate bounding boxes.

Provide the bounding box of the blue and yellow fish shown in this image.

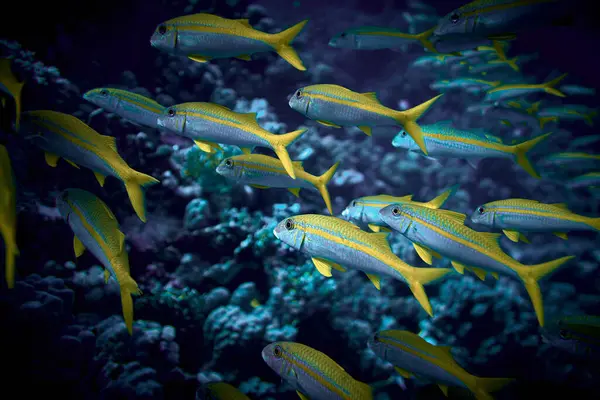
[0,145,19,288]
[56,189,142,334]
[22,110,159,222]
[262,341,373,400]
[150,13,308,70]
[542,315,600,359]
[328,26,437,52]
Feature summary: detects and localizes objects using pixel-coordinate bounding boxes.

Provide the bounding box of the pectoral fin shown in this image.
[365,273,381,290]
[554,232,568,240]
[194,140,219,153]
[296,391,309,400]
[413,243,434,265]
[73,236,85,258]
[311,257,333,277]
[317,120,341,128]
[368,223,391,232]
[241,147,252,155]
[502,229,521,243]
[104,269,110,284]
[394,366,413,379]
[288,188,301,197]
[188,55,211,63]
[94,172,107,187]
[45,152,60,167]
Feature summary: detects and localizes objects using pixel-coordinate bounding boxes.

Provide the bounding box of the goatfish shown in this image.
[262,341,373,400]
[215,153,339,214]
[538,105,598,126]
[434,0,569,43]
[0,58,25,131]
[559,84,596,97]
[368,330,514,400]
[0,145,18,289]
[484,73,568,103]
[272,214,452,316]
[328,26,438,52]
[157,102,305,179]
[466,102,557,131]
[470,199,600,242]
[392,121,551,178]
[288,84,443,155]
[536,152,600,177]
[541,315,600,359]
[430,78,502,95]
[83,88,166,129]
[379,203,575,326]
[56,189,142,335]
[22,110,159,222]
[565,172,600,191]
[150,13,308,71]
[341,184,460,234]
[200,382,251,400]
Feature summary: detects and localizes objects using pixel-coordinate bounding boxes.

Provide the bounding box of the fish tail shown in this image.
[541,73,568,97]
[271,128,307,179]
[406,267,452,317]
[3,233,18,289]
[516,255,575,327]
[423,184,460,209]
[584,111,596,126]
[396,94,443,156]
[586,217,600,232]
[0,58,24,131]
[357,381,374,400]
[511,132,552,178]
[538,116,557,129]
[271,19,309,71]
[489,56,519,72]
[313,161,340,215]
[120,276,142,335]
[124,171,160,223]
[471,377,514,400]
[416,26,437,53]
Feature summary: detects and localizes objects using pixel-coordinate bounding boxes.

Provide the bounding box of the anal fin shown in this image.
[503,229,520,243]
[73,236,85,258]
[45,152,60,167]
[438,384,449,397]
[553,232,568,240]
[94,172,107,187]
[288,188,301,197]
[317,120,341,128]
[365,273,381,290]
[188,55,211,63]
[358,125,372,136]
[65,159,80,169]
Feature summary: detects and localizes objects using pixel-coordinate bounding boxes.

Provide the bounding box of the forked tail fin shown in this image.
[540,73,568,97]
[406,266,452,317]
[270,20,309,71]
[271,128,307,179]
[312,161,340,215]
[120,276,143,335]
[511,132,552,178]
[396,94,443,156]
[124,171,160,223]
[423,184,460,209]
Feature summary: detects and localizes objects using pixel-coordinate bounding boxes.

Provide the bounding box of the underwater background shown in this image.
[1,0,600,399]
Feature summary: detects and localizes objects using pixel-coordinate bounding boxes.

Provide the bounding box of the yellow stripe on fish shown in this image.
[0,144,19,289]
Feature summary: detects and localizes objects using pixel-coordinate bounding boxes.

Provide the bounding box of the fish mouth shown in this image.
[341,208,349,217]
[273,228,279,239]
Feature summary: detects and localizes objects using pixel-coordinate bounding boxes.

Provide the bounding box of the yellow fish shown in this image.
[0,145,19,288]
[56,189,142,334]
[150,13,308,71]
[203,382,251,400]
[0,58,25,131]
[22,110,159,222]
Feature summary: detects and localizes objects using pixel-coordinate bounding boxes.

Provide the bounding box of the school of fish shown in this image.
[1,1,599,399]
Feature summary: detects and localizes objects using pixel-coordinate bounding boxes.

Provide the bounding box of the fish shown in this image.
[486,40,519,71]
[378,203,575,326]
[0,145,19,289]
[483,73,568,103]
[470,199,600,242]
[156,102,305,179]
[0,58,25,131]
[565,172,600,191]
[83,88,166,129]
[536,152,600,177]
[272,214,452,316]
[200,382,251,400]
[328,26,438,52]
[430,78,501,95]
[368,330,514,400]
[429,33,495,54]
[568,135,600,151]
[22,110,160,222]
[56,189,142,334]
[288,84,443,155]
[434,0,569,42]
[538,105,598,126]
[341,184,460,234]
[466,102,557,130]
[391,122,551,178]
[541,315,600,358]
[150,13,308,71]
[262,341,373,400]
[215,153,340,214]
[559,84,596,97]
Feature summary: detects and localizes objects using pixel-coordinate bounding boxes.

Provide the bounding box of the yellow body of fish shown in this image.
[24,110,159,222]
[0,145,18,288]
[204,382,251,400]
[0,58,25,131]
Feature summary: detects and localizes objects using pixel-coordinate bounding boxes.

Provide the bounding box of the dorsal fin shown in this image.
[478,231,502,247]
[242,112,258,120]
[436,345,454,358]
[361,92,381,103]
[549,203,569,210]
[370,231,391,247]
[101,135,118,152]
[484,134,503,143]
[437,209,467,224]
[236,19,252,28]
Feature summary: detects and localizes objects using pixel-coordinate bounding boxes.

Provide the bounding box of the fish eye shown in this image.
[158,24,167,35]
[477,206,485,214]
[401,131,407,137]
[340,32,346,38]
[167,108,176,117]
[450,13,460,23]
[273,345,283,358]
[351,201,356,207]
[559,329,570,339]
[225,159,233,167]
[391,207,400,216]
[100,89,109,96]
[285,219,295,230]
[296,89,302,98]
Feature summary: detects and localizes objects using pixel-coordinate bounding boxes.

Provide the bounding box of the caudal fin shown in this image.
[541,73,568,97]
[416,27,437,53]
[538,116,557,129]
[313,161,340,215]
[406,267,452,317]
[511,132,552,178]
[271,128,307,179]
[516,255,574,326]
[3,235,18,289]
[271,20,309,71]
[471,377,514,400]
[0,58,25,131]
[423,184,460,209]
[397,94,443,156]
[586,217,600,232]
[490,56,520,72]
[120,276,142,335]
[124,171,160,223]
